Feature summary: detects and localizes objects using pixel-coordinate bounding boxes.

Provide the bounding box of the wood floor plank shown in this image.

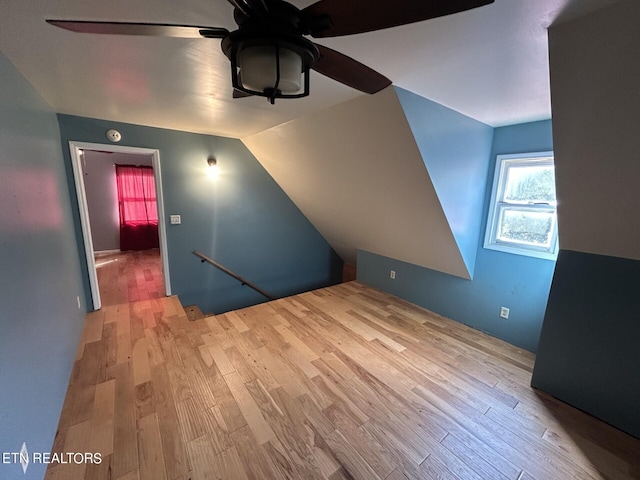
[272,323,320,361]
[134,381,155,421]
[225,310,250,333]
[47,259,640,480]
[189,438,249,480]
[280,343,321,380]
[224,330,281,391]
[149,362,191,480]
[131,338,151,386]
[324,429,383,480]
[245,382,327,480]
[81,310,105,345]
[84,454,112,480]
[439,432,511,480]
[137,413,168,480]
[207,343,235,376]
[323,403,397,478]
[111,363,138,479]
[116,333,132,365]
[345,309,407,352]
[223,345,259,384]
[224,371,276,445]
[89,379,116,456]
[312,371,370,427]
[72,341,102,387]
[255,345,307,398]
[209,363,248,433]
[182,354,217,411]
[69,384,96,427]
[160,337,193,403]
[175,396,207,443]
[114,470,139,480]
[57,419,92,480]
[199,405,233,454]
[231,425,282,480]
[298,418,342,478]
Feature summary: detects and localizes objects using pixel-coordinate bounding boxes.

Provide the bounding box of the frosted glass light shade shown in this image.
[238,46,302,93]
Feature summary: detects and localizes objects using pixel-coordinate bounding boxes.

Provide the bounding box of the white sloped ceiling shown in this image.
[243,87,471,279]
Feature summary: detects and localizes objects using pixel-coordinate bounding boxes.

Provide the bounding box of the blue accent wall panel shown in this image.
[395,87,494,277]
[532,250,640,439]
[358,120,556,352]
[57,115,342,314]
[0,52,86,479]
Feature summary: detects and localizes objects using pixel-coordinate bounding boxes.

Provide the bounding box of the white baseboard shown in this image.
[94,249,121,257]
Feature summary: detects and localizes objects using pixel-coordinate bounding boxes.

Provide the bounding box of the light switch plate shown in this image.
[170,215,181,225]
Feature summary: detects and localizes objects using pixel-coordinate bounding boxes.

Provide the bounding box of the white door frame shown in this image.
[69,141,171,310]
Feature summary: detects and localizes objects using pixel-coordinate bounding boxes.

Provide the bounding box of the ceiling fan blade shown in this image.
[303,0,494,38]
[245,0,270,15]
[226,0,250,16]
[46,20,229,39]
[311,44,391,94]
[233,89,253,99]
[226,0,269,17]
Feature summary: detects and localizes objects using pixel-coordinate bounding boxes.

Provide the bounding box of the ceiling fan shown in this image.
[47,0,494,104]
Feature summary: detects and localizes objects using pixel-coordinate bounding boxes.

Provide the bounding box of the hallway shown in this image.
[95,249,164,306]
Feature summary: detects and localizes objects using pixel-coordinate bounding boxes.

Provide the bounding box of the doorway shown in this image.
[69,141,170,310]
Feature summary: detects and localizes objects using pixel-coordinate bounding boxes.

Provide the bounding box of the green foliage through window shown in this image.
[504,166,556,203]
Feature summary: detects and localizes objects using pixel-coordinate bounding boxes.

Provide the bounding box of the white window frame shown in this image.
[484,151,558,260]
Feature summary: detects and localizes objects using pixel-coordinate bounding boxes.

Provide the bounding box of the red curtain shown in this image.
[115,165,159,251]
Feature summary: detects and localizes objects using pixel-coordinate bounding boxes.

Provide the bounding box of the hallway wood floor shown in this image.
[46,255,640,479]
[94,249,165,306]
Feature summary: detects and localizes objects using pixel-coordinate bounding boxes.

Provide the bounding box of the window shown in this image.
[115,165,159,251]
[484,152,558,260]
[115,165,158,226]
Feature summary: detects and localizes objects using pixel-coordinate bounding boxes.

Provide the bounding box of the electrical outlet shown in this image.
[500,306,510,319]
[390,270,396,280]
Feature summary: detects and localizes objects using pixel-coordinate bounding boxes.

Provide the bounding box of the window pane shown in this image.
[497,208,555,248]
[504,164,556,204]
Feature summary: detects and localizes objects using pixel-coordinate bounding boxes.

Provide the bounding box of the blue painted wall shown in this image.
[532,250,640,439]
[57,115,342,314]
[395,87,494,277]
[0,52,86,479]
[358,120,556,352]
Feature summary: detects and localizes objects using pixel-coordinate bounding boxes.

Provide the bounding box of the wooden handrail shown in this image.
[193,250,276,301]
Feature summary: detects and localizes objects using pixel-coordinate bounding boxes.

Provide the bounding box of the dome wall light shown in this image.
[207,156,219,178]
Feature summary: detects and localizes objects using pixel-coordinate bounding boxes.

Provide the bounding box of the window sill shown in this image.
[483,242,558,261]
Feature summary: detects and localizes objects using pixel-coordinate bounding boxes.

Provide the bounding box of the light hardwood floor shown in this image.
[94,249,165,305]
[46,253,640,479]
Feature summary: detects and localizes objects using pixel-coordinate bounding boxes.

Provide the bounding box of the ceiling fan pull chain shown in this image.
[268,45,282,105]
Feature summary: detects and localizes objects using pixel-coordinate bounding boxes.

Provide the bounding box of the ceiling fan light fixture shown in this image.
[238,45,302,94]
[224,30,318,104]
